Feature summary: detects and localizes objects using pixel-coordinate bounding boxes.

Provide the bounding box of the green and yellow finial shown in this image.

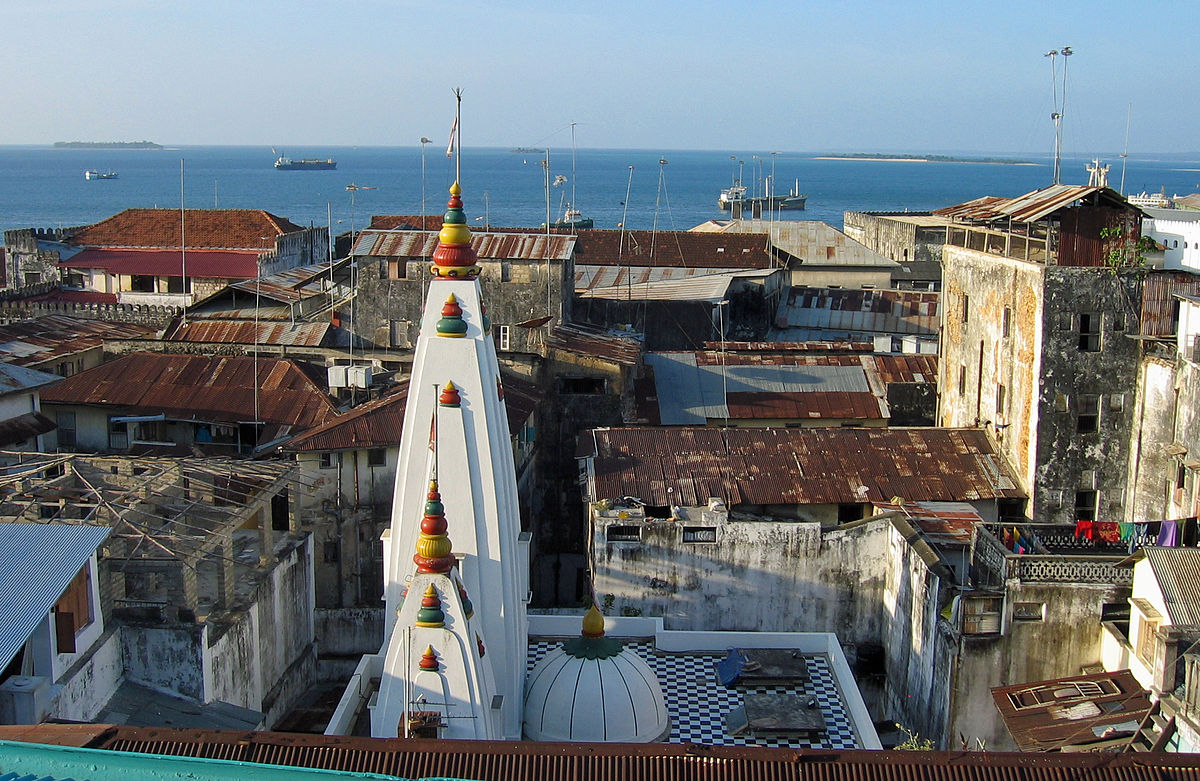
[436,294,468,338]
[414,480,456,574]
[415,583,446,628]
[431,181,480,279]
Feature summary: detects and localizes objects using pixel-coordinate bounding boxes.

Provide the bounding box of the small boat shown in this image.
[547,205,593,230]
[84,170,118,180]
[274,156,337,171]
[718,178,806,212]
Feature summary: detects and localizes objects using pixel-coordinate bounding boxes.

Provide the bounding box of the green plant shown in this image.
[1100,225,1153,275]
[893,722,934,751]
[601,594,615,615]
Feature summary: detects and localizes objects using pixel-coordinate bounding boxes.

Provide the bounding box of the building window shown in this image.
[1077,395,1099,434]
[107,418,128,450]
[962,596,1003,635]
[323,540,340,563]
[606,525,641,543]
[386,258,406,280]
[24,272,42,286]
[962,294,970,323]
[1002,307,1011,338]
[131,274,155,293]
[958,365,967,395]
[166,276,191,293]
[367,448,386,467]
[53,565,94,652]
[559,376,606,394]
[996,383,1006,415]
[1074,490,1098,522]
[682,526,718,543]
[1111,312,1126,332]
[1078,313,1101,351]
[1012,602,1045,622]
[1137,616,1159,664]
[319,452,336,469]
[57,411,76,448]
[498,325,511,351]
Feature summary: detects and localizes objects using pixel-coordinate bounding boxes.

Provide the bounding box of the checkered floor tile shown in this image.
[527,641,859,749]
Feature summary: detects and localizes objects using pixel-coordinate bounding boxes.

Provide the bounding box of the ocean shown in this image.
[2,145,1199,240]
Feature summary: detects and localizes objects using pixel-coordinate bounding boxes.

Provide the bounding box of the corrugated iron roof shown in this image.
[579,427,1025,507]
[0,411,57,447]
[68,208,302,250]
[546,324,643,365]
[935,187,1141,224]
[874,501,979,543]
[1144,546,1200,627]
[352,229,574,261]
[991,670,1151,752]
[581,273,736,301]
[775,287,939,337]
[573,229,772,269]
[766,221,898,268]
[39,353,338,429]
[0,316,153,368]
[574,264,743,292]
[166,320,331,347]
[688,350,937,384]
[1140,271,1200,337]
[226,263,333,304]
[8,724,1200,780]
[725,391,885,421]
[0,362,62,395]
[0,522,111,671]
[62,248,261,279]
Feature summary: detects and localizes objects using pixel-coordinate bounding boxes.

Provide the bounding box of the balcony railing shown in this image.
[974,524,1134,586]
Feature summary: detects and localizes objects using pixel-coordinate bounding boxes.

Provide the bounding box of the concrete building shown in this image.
[0,454,315,730]
[39,352,340,456]
[842,210,953,289]
[0,362,61,452]
[937,185,1147,524]
[1143,207,1200,273]
[3,210,328,308]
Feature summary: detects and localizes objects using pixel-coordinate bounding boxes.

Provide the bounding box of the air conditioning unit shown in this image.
[327,365,348,388]
[347,365,373,388]
[0,675,51,724]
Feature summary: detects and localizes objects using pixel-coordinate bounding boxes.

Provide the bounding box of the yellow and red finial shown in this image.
[431,181,479,279]
[419,645,440,671]
[414,480,456,574]
[438,381,461,407]
[581,604,606,638]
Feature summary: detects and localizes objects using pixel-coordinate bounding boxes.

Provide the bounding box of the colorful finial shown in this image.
[562,603,623,660]
[414,480,456,573]
[419,645,440,671]
[436,294,468,338]
[415,583,446,628]
[439,381,461,407]
[430,182,480,279]
[458,582,474,620]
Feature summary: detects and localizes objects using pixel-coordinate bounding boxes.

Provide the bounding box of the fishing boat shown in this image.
[548,206,593,230]
[542,122,593,230]
[274,155,337,170]
[718,179,806,212]
[84,170,118,180]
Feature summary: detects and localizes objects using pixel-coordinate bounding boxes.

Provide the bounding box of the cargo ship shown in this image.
[274,155,337,171]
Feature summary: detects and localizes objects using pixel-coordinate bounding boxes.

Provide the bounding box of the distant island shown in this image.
[53,140,163,150]
[814,152,1034,165]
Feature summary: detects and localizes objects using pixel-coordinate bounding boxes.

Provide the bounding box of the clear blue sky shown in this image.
[3,0,1196,156]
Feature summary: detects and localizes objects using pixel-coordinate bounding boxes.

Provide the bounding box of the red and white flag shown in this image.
[445,116,458,159]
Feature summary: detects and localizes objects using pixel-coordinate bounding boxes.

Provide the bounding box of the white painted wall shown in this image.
[1145,215,1200,272]
[47,629,123,722]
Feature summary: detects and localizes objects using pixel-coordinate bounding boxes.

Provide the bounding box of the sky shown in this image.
[3,0,1197,157]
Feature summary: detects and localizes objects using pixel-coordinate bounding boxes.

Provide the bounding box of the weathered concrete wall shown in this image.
[843,212,944,265]
[315,607,383,683]
[0,298,176,328]
[788,267,892,289]
[205,537,315,727]
[122,623,206,700]
[949,579,1131,749]
[49,627,123,722]
[1035,267,1143,524]
[939,246,1043,504]
[1128,358,1176,523]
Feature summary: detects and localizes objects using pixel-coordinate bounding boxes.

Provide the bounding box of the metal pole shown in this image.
[179,158,187,324]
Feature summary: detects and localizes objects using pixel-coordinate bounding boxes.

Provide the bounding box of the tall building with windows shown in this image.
[937,185,1146,525]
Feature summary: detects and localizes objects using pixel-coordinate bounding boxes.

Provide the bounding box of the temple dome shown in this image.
[523,607,670,743]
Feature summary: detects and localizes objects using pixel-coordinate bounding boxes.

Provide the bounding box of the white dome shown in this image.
[524,643,670,743]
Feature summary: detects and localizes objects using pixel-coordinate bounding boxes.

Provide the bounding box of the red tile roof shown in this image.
[573,229,772,268]
[62,248,260,279]
[5,724,1200,780]
[39,352,338,429]
[69,208,303,250]
[578,426,1024,507]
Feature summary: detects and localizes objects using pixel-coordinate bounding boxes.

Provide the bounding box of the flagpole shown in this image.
[453,87,462,184]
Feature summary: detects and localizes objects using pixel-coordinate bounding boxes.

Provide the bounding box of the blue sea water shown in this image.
[2,145,1199,240]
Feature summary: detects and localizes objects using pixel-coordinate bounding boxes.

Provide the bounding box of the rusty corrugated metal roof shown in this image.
[574,229,772,269]
[935,187,1141,225]
[776,287,939,337]
[39,352,338,429]
[725,391,885,421]
[874,501,979,543]
[167,320,331,347]
[226,263,333,304]
[580,427,1024,507]
[0,411,57,446]
[933,195,1010,221]
[0,315,154,368]
[5,724,1200,779]
[352,229,574,261]
[1140,271,1200,337]
[68,208,302,250]
[991,670,1151,752]
[686,350,938,384]
[575,264,741,291]
[546,323,643,365]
